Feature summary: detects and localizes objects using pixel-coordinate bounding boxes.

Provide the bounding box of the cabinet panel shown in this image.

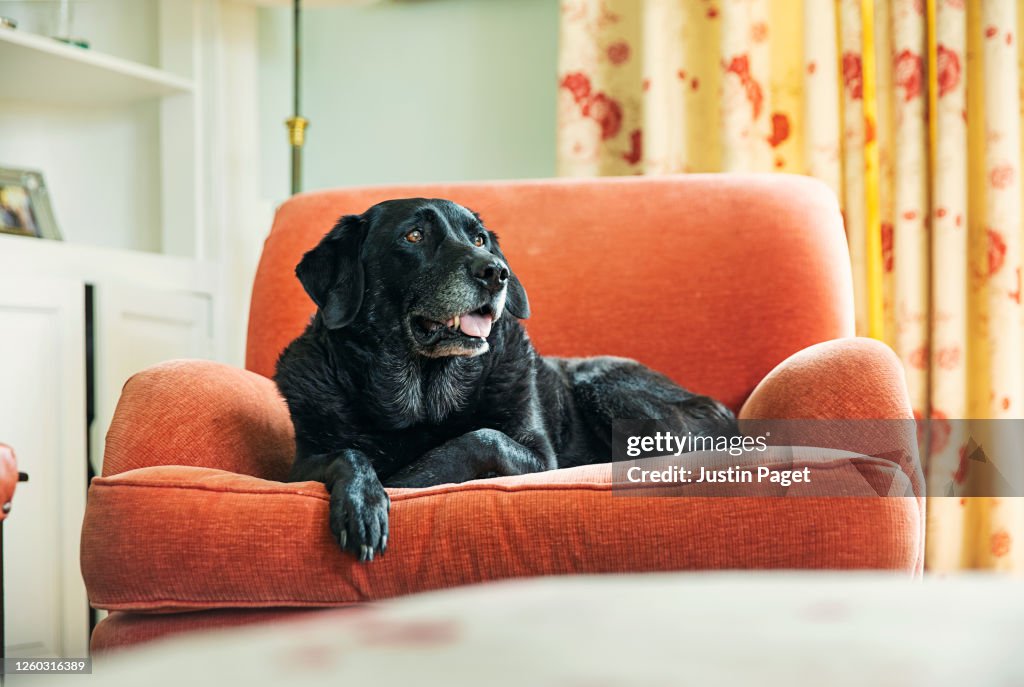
[0,278,89,659]
[91,284,214,474]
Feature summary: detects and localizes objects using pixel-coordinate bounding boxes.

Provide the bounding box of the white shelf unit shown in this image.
[0,26,194,105]
[0,0,235,660]
[0,0,205,258]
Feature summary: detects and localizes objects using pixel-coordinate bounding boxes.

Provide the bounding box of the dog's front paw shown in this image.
[329,478,390,561]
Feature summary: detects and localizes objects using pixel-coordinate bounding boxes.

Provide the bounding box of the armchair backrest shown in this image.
[246,174,853,410]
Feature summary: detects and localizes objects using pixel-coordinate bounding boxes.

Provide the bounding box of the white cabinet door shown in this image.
[0,277,89,659]
[91,284,214,475]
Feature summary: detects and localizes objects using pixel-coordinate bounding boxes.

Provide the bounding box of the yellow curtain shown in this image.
[557,0,1024,572]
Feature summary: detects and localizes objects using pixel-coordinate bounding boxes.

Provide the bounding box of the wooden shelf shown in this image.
[0,27,193,105]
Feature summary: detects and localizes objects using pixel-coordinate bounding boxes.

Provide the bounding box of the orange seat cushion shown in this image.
[81,461,920,613]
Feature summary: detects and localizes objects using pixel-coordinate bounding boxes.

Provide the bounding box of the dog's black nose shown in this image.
[470,256,510,292]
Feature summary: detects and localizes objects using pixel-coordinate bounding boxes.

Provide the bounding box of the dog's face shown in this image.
[296,198,530,358]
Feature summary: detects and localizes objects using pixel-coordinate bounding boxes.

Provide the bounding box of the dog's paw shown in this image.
[328,479,390,562]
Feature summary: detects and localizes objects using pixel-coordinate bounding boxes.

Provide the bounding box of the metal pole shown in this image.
[293,0,300,119]
[286,0,308,195]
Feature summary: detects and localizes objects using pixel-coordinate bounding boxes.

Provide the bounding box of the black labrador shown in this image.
[275,199,737,561]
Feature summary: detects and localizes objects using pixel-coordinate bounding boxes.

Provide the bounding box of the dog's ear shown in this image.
[295,214,366,330]
[505,272,530,320]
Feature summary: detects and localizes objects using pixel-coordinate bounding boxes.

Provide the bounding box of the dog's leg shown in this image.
[290,449,390,561]
[567,356,738,454]
[383,429,551,488]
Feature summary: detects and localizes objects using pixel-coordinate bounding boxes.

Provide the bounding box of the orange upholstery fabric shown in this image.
[82,463,919,613]
[83,174,920,651]
[247,174,854,411]
[102,360,293,480]
[740,337,914,421]
[0,443,17,520]
[739,337,925,575]
[740,337,923,499]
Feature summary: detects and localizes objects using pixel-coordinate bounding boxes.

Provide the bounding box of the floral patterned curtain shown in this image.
[557,0,1024,572]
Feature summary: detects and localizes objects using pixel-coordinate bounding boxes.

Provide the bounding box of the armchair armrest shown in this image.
[738,337,924,575]
[739,336,922,497]
[103,360,295,481]
[740,337,913,421]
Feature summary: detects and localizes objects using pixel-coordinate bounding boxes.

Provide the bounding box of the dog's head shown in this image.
[296,198,530,358]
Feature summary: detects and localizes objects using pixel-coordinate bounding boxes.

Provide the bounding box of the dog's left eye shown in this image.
[404,229,424,243]
[473,234,486,247]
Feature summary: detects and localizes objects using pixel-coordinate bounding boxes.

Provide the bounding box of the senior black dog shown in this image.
[275,198,737,561]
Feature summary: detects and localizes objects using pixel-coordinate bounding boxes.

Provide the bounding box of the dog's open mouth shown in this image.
[415,304,494,339]
[411,304,495,354]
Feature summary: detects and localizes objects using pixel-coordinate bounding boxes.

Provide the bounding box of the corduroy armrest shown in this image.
[739,336,924,573]
[102,360,294,481]
[740,337,914,422]
[738,337,920,489]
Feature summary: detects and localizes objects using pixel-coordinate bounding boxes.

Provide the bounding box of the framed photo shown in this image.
[0,168,62,240]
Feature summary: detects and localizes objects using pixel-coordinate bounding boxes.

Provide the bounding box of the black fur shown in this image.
[275,198,737,561]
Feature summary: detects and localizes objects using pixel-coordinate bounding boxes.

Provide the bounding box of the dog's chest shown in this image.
[365,354,481,427]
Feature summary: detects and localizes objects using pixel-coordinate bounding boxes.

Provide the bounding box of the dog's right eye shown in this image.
[404,229,424,244]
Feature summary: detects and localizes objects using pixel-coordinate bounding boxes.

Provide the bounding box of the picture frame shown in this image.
[0,167,62,240]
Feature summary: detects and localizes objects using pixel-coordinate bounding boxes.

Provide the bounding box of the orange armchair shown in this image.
[2,443,23,666]
[81,175,922,651]
[0,445,18,520]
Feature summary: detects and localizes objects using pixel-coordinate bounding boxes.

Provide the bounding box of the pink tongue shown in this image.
[459,312,492,338]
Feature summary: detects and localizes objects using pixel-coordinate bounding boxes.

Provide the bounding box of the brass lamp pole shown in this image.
[286,0,308,195]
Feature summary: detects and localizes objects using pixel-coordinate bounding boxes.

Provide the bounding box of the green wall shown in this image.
[258,0,559,200]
